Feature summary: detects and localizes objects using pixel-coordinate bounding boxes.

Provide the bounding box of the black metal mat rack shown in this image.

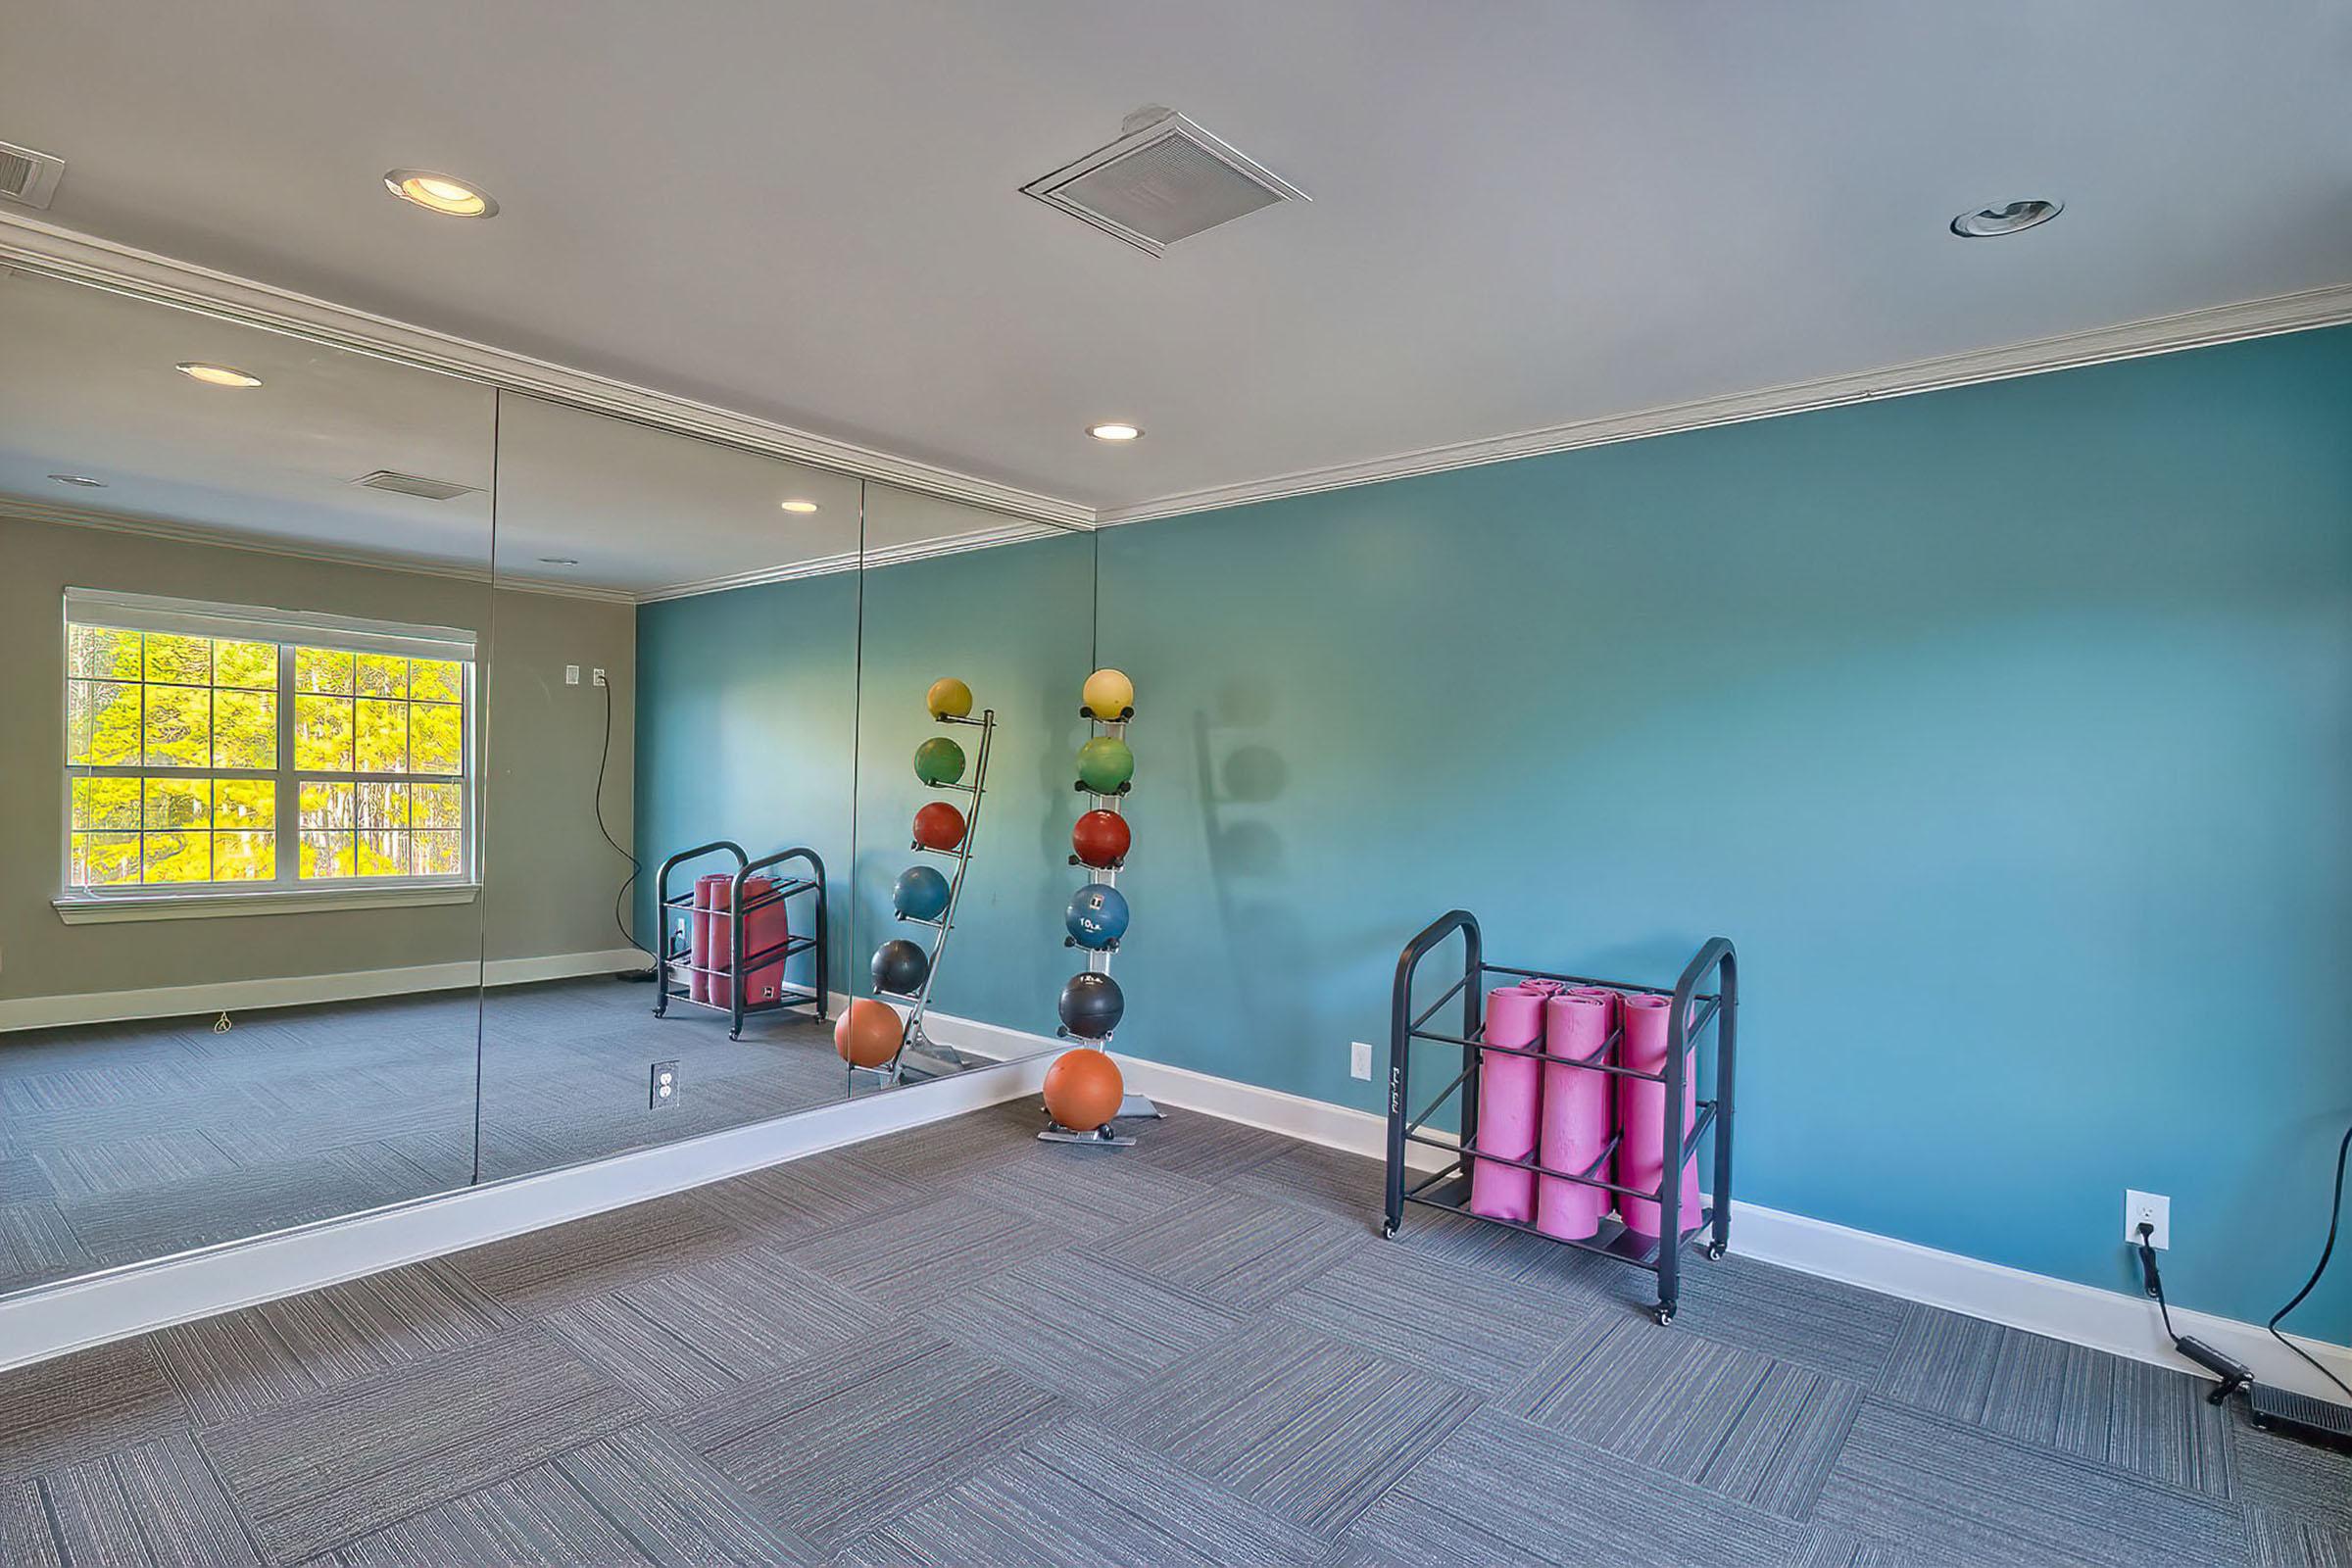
[653,841,827,1040]
[1385,908,1738,1324]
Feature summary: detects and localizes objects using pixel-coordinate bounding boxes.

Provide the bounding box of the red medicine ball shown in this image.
[1071,809,1131,868]
[912,801,967,852]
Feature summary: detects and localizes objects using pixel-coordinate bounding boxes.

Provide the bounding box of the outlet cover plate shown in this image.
[1350,1041,1373,1080]
[650,1059,679,1109]
[2126,1189,2170,1250]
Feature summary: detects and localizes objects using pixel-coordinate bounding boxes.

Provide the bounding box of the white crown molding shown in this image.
[0,210,1094,531]
[0,497,639,605]
[636,516,1072,603]
[1096,281,2352,526]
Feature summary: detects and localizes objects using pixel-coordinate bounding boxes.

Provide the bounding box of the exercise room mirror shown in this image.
[0,269,494,1295]
[845,487,1098,1086]
[481,392,863,1177]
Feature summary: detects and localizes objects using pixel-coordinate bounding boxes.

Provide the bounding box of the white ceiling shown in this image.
[4,2,2348,519]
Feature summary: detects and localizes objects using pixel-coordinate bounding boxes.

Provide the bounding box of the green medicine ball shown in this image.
[1076,735,1134,795]
[913,736,966,786]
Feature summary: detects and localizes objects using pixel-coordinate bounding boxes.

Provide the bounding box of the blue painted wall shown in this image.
[634,571,860,997]
[1097,326,2352,1333]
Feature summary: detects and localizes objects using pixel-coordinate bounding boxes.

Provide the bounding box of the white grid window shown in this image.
[62,589,476,897]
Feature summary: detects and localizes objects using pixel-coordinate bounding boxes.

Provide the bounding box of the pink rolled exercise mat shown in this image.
[1536,988,1618,1240]
[1617,992,1702,1238]
[1468,980,1559,1222]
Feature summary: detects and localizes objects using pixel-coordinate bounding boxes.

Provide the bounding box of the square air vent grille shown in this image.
[351,470,480,502]
[0,140,66,209]
[1021,110,1307,256]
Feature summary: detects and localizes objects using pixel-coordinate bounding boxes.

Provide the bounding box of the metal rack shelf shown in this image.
[652,841,829,1041]
[1385,908,1738,1325]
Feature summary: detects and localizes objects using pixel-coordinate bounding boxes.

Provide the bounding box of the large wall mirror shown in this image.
[0,268,494,1292]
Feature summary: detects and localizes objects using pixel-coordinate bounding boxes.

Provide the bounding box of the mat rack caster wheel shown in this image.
[1381,1221,1398,1240]
[1705,1241,1727,1261]
[1653,1305,1675,1327]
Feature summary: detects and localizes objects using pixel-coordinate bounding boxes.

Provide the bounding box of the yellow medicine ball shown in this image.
[1082,667,1135,721]
[927,677,973,720]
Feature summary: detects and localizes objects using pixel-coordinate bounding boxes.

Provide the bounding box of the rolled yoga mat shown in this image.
[1468,981,1553,1222]
[1618,991,1702,1238]
[1537,988,1617,1240]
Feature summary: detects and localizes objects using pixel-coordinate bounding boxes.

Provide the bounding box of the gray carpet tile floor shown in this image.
[0,979,868,1294]
[0,1099,2347,1566]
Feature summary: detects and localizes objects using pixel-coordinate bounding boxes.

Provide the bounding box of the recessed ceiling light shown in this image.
[1087,422,1143,442]
[383,169,499,219]
[779,499,821,514]
[1950,199,2063,238]
[537,557,579,566]
[176,362,263,388]
[48,473,107,488]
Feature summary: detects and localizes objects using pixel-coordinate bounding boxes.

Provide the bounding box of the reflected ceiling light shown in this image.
[383,169,499,219]
[1950,199,2062,238]
[1087,422,1143,442]
[176,362,263,388]
[48,473,107,488]
[537,557,579,566]
[779,499,821,514]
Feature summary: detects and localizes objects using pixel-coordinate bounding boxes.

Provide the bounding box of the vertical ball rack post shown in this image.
[854,705,995,1090]
[1041,683,1162,1144]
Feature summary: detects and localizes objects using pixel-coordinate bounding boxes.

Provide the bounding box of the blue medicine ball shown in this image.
[893,864,951,922]
[1065,882,1130,949]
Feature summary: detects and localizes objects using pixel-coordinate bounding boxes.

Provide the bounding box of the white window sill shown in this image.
[53,883,481,925]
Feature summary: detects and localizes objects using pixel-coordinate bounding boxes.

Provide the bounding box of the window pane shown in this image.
[143,776,211,829]
[72,776,141,830]
[295,646,354,694]
[294,695,354,770]
[69,625,142,680]
[143,685,210,767]
[143,633,211,686]
[212,831,274,880]
[143,829,211,883]
[215,639,277,690]
[214,689,277,768]
[356,654,409,699]
[355,699,409,772]
[298,780,354,830]
[72,832,141,887]
[69,680,141,765]
[357,780,408,830]
[411,703,463,775]
[300,831,357,879]
[217,778,276,829]
[411,659,462,704]
[411,780,462,829]
[358,829,408,877]
[411,830,463,877]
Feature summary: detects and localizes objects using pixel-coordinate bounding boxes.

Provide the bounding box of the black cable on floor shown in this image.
[593,672,648,966]
[2268,1119,2352,1403]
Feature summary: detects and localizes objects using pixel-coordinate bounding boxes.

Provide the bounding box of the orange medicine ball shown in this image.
[835,998,904,1068]
[912,801,967,851]
[1043,1047,1124,1132]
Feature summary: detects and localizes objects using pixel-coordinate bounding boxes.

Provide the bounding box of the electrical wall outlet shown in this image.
[592,667,608,687]
[1350,1041,1373,1080]
[650,1060,679,1109]
[564,663,580,685]
[2126,1189,2170,1250]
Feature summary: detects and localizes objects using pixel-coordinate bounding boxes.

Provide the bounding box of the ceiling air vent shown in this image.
[0,140,66,210]
[352,470,481,502]
[1021,107,1307,256]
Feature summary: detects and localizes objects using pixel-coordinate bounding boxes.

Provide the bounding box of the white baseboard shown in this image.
[1107,1052,2352,1406]
[0,1027,1052,1373]
[0,947,651,1033]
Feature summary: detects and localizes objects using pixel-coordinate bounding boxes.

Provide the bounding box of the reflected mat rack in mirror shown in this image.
[654,841,828,1040]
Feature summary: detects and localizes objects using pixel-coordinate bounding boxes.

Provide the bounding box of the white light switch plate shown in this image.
[564,664,580,685]
[1350,1041,1373,1080]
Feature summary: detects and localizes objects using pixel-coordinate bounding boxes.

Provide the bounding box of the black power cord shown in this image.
[2266,1119,2352,1404]
[592,673,654,980]
[2136,1224,2254,1404]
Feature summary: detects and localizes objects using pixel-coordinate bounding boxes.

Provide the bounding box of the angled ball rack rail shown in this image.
[882,707,996,1085]
[1385,908,1738,1324]
[652,841,828,1040]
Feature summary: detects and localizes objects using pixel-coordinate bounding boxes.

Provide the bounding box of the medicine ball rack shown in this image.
[1386,908,1737,1325]
[652,842,828,1040]
[872,708,996,1087]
